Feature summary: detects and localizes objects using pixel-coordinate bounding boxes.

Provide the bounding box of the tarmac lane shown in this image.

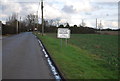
[2,32,54,79]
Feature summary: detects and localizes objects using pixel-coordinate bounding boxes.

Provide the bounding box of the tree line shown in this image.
[1,13,119,35]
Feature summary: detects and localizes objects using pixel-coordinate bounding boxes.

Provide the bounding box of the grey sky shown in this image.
[0,0,119,29]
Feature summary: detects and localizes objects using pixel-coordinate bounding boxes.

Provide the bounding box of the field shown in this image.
[34,32,118,79]
[97,31,119,35]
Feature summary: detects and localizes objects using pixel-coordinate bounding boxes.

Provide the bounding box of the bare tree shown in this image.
[6,13,17,26]
[5,13,18,34]
[65,22,70,27]
[24,14,37,31]
[44,19,60,27]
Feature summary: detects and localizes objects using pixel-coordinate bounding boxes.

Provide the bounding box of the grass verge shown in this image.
[34,32,118,79]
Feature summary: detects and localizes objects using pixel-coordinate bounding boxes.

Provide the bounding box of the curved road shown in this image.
[3,32,54,79]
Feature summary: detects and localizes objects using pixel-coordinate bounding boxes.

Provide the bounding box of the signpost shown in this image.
[57,28,70,47]
[57,28,70,38]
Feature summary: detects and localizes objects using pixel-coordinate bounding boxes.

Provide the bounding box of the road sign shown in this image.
[57,28,70,38]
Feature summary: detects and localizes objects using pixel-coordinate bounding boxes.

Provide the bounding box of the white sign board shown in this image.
[57,28,70,38]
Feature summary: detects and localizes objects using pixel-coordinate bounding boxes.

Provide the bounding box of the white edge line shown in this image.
[35,36,61,80]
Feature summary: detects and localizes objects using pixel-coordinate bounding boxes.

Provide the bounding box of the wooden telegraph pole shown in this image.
[100,20,102,31]
[19,16,21,33]
[41,0,44,36]
[96,18,98,33]
[37,11,38,32]
[37,2,40,32]
[16,13,18,34]
[82,19,84,27]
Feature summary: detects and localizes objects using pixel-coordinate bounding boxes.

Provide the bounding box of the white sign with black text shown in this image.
[57,28,70,38]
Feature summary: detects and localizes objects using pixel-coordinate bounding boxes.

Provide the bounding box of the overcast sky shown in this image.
[0,0,119,29]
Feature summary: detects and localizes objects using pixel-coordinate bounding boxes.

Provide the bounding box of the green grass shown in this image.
[46,33,118,69]
[34,32,118,79]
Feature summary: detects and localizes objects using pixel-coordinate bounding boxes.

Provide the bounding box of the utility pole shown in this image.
[82,19,84,27]
[37,2,40,32]
[96,18,97,29]
[16,13,18,34]
[96,18,97,33]
[82,19,85,27]
[99,20,101,33]
[100,20,102,30]
[19,16,21,33]
[98,20,103,34]
[41,0,44,36]
[37,11,38,32]
[33,15,35,32]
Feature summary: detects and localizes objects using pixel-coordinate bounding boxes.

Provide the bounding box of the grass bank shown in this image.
[34,32,118,79]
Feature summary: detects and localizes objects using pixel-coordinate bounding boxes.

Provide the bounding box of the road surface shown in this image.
[0,36,2,80]
[2,32,54,79]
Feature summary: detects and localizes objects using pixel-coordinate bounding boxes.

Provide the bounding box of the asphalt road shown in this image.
[2,32,54,79]
[0,36,2,80]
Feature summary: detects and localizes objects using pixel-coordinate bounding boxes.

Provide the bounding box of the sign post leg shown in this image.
[61,39,62,48]
[66,38,67,46]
